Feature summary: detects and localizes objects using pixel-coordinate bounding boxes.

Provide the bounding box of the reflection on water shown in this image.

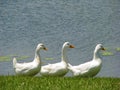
[0,0,120,77]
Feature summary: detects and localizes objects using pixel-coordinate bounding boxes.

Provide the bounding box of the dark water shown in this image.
[0,0,120,77]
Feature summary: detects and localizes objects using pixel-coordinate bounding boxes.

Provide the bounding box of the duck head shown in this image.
[63,42,75,49]
[95,44,105,51]
[36,43,48,51]
[94,44,105,55]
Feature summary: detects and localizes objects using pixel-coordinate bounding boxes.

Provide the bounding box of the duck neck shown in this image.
[61,47,68,63]
[93,49,101,60]
[34,49,41,64]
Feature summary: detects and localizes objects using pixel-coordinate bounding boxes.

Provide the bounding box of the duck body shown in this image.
[41,61,68,76]
[68,44,105,77]
[40,42,74,77]
[13,43,47,76]
[68,58,102,77]
[13,58,41,76]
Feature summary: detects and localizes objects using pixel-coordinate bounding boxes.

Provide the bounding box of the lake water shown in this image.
[0,0,120,77]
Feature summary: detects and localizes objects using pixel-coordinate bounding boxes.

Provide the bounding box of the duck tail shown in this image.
[13,57,17,68]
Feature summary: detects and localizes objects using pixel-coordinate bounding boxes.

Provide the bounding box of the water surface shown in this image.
[0,0,120,77]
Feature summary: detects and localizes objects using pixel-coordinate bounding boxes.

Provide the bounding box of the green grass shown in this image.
[1,46,120,62]
[102,51,114,56]
[44,57,54,60]
[0,55,54,62]
[101,47,114,56]
[0,76,120,90]
[0,55,30,62]
[116,47,120,52]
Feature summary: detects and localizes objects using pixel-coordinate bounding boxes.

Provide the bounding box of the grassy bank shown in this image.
[0,76,120,90]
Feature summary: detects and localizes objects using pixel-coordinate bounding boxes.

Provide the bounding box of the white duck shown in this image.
[13,43,47,76]
[68,44,105,77]
[40,42,75,77]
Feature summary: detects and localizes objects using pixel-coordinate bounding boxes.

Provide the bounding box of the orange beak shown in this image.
[44,47,48,51]
[69,45,75,48]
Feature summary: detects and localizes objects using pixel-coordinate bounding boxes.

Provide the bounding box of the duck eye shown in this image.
[67,43,70,45]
